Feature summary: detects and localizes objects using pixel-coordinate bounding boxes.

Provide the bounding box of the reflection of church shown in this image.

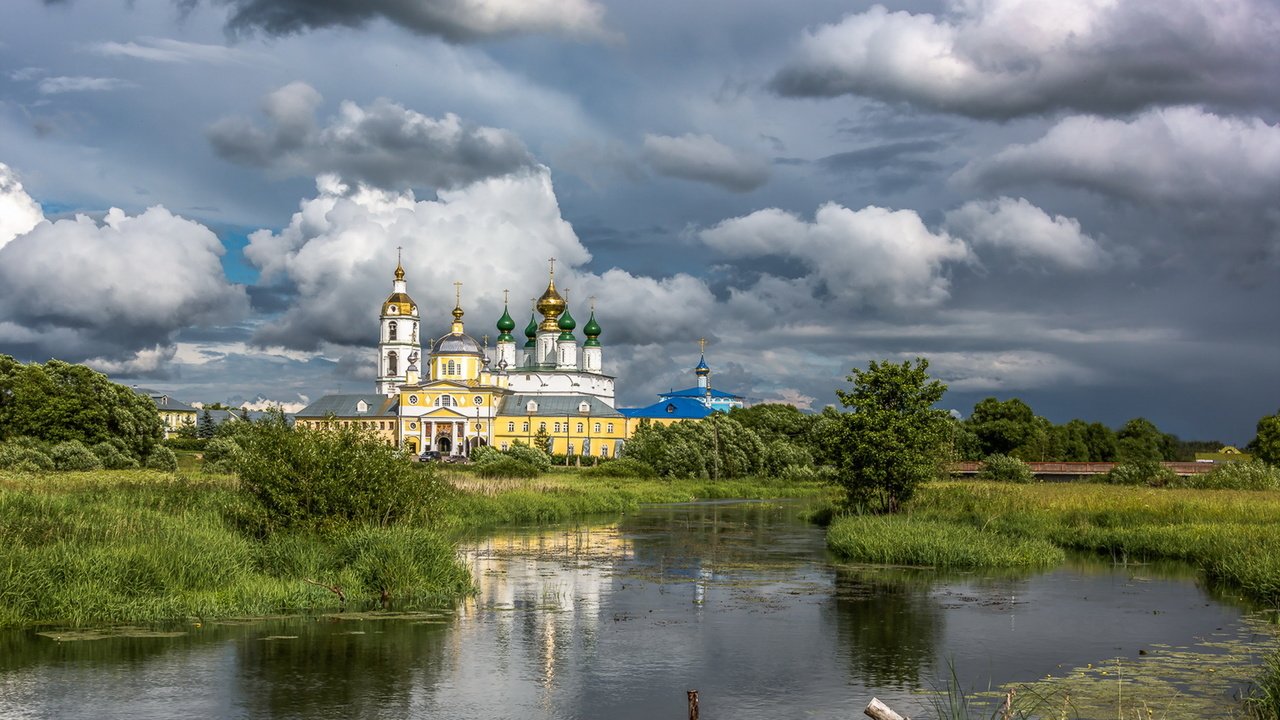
[297,257,628,457]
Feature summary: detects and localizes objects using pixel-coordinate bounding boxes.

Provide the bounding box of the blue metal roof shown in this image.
[658,386,744,400]
[618,397,715,420]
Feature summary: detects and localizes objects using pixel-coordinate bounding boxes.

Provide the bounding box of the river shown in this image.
[0,500,1273,719]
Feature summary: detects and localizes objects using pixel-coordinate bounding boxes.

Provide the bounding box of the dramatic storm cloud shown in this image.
[209,0,610,42]
[769,0,1280,118]
[642,133,770,193]
[209,83,537,191]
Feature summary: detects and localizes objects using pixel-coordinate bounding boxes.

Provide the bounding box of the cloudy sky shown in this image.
[2,0,1278,441]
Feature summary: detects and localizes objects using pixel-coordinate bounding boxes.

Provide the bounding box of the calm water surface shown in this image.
[0,500,1273,719]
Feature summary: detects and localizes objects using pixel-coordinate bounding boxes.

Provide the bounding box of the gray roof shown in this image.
[497,394,624,418]
[135,387,197,413]
[295,394,399,418]
[431,332,484,356]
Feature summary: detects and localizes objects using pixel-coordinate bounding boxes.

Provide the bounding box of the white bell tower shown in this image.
[377,249,422,395]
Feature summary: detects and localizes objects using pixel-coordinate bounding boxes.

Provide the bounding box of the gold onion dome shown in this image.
[394,261,405,282]
[537,279,567,331]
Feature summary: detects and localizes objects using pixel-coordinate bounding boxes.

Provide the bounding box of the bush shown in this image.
[978,454,1034,483]
[476,457,541,479]
[1103,460,1176,487]
[501,442,552,473]
[145,446,179,472]
[468,445,500,465]
[580,457,657,478]
[0,444,55,471]
[91,441,139,470]
[233,418,439,535]
[49,440,103,471]
[163,437,208,452]
[1175,460,1280,491]
[202,437,242,474]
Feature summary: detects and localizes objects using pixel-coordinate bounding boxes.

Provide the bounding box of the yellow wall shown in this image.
[491,413,627,456]
[295,417,400,446]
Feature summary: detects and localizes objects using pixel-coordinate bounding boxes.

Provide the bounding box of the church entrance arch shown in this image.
[436,435,452,453]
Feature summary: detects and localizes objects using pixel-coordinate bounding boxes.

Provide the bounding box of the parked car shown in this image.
[418,450,441,462]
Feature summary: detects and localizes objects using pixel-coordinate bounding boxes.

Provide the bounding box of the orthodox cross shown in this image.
[699,337,707,353]
[503,289,510,305]
[453,281,462,307]
[589,295,597,312]
[548,257,556,279]
[396,246,402,264]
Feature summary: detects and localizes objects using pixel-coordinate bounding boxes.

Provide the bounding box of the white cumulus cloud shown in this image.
[0,163,44,249]
[946,196,1108,270]
[700,203,973,308]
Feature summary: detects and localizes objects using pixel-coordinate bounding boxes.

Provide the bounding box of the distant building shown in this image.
[619,343,746,428]
[135,387,197,438]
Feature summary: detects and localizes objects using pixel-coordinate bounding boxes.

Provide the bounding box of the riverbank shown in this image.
[0,468,833,629]
[828,481,1280,606]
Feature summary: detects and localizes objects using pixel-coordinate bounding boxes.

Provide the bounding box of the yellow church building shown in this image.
[297,258,628,458]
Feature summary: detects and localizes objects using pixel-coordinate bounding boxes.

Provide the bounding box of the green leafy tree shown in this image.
[966,397,1040,458]
[1084,422,1118,461]
[0,355,163,460]
[1116,417,1167,463]
[1249,410,1280,466]
[827,358,950,513]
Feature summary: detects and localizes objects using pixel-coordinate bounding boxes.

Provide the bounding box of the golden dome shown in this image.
[394,261,405,282]
[382,292,417,316]
[536,279,566,331]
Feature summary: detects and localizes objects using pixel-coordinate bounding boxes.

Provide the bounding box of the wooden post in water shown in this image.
[687,690,699,720]
[865,698,908,720]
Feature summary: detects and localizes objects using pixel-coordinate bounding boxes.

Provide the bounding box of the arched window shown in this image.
[553,422,561,433]
[387,351,398,376]
[577,423,584,433]
[435,395,454,407]
[507,422,515,432]
[606,423,614,433]
[446,359,457,376]
[388,321,398,341]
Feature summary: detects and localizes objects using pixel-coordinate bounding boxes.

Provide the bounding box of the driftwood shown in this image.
[303,578,346,605]
[865,698,908,720]
[687,690,699,720]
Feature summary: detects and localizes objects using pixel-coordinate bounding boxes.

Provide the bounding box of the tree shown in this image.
[1116,417,1166,463]
[198,409,216,439]
[827,358,950,513]
[1249,410,1280,466]
[966,397,1040,458]
[0,355,163,461]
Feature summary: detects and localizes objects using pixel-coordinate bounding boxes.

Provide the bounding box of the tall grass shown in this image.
[1249,648,1280,720]
[827,515,1064,568]
[0,469,469,628]
[893,481,1280,605]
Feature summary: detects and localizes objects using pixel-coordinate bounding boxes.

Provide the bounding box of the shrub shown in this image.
[333,526,471,607]
[468,445,500,465]
[1103,460,1176,486]
[202,438,242,474]
[233,418,439,535]
[163,437,208,452]
[145,446,179,472]
[978,454,1034,483]
[580,457,656,478]
[91,442,139,470]
[1176,460,1280,491]
[501,442,552,474]
[49,440,103,471]
[0,444,55,471]
[476,457,541,479]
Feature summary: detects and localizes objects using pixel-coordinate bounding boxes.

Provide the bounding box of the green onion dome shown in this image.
[583,311,601,347]
[524,313,537,348]
[557,306,576,341]
[496,305,516,342]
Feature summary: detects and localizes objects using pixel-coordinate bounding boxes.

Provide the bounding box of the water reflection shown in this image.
[0,500,1270,720]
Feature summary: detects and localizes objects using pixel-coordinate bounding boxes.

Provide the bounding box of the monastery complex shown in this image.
[294,260,744,458]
